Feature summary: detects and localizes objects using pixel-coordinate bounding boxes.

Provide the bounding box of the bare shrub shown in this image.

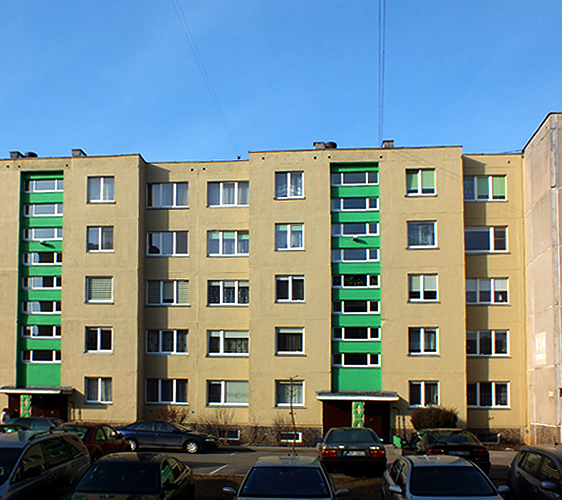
[195,408,235,444]
[410,406,458,431]
[156,406,192,425]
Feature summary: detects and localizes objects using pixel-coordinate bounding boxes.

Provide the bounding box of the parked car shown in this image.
[224,455,348,500]
[0,423,28,433]
[403,428,491,474]
[56,422,131,460]
[66,451,194,500]
[382,455,509,500]
[506,444,562,499]
[8,416,64,430]
[118,420,219,453]
[0,429,90,500]
[317,426,386,476]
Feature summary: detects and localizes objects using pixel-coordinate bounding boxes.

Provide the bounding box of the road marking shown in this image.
[210,464,229,475]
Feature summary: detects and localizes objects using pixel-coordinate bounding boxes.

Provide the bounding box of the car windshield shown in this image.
[240,466,330,498]
[0,449,22,485]
[427,431,481,445]
[61,425,90,439]
[325,429,378,444]
[410,466,496,496]
[75,463,160,494]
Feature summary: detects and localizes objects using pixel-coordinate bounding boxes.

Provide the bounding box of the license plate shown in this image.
[449,450,470,456]
[344,450,365,456]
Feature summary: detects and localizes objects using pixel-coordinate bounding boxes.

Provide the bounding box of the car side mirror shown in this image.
[540,481,558,492]
[223,487,237,495]
[315,438,322,444]
[497,485,510,495]
[389,485,403,494]
[335,488,349,497]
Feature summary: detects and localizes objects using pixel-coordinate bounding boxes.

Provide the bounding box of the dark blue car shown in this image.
[118,420,219,454]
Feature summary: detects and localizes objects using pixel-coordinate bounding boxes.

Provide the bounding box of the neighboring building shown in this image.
[2,115,556,444]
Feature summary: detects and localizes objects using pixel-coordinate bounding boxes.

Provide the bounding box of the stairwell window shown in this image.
[332,274,379,288]
[24,227,63,241]
[147,280,189,306]
[332,300,379,314]
[331,248,379,262]
[147,329,188,354]
[23,301,61,314]
[208,181,248,207]
[23,276,62,290]
[465,227,507,253]
[86,277,113,303]
[22,350,61,363]
[464,176,506,201]
[332,327,380,341]
[331,198,378,211]
[22,325,61,338]
[146,379,188,404]
[147,182,188,208]
[466,330,508,356]
[333,353,380,367]
[467,382,509,408]
[25,179,64,193]
[87,177,114,203]
[24,204,63,217]
[332,222,379,237]
[147,231,188,256]
[331,171,378,186]
[466,278,508,304]
[24,252,62,265]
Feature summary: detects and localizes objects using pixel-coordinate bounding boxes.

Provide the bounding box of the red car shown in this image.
[58,422,131,460]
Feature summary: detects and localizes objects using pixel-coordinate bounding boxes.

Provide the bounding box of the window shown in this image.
[331,171,378,186]
[147,182,188,208]
[207,231,249,256]
[25,179,64,192]
[408,274,438,302]
[23,276,62,289]
[87,227,114,252]
[85,327,113,353]
[23,301,61,314]
[408,328,438,355]
[467,330,508,356]
[465,227,507,253]
[467,382,509,408]
[276,328,304,354]
[464,176,506,201]
[332,274,379,288]
[332,353,380,367]
[275,380,304,407]
[208,181,248,207]
[24,204,63,217]
[275,224,304,250]
[332,222,379,237]
[24,227,63,241]
[279,432,303,443]
[406,169,435,195]
[146,379,188,404]
[87,177,114,203]
[208,331,249,355]
[275,172,303,199]
[22,325,61,337]
[147,280,189,306]
[23,252,62,265]
[331,197,379,211]
[332,300,380,314]
[409,381,439,407]
[331,248,379,262]
[147,231,188,256]
[22,350,61,363]
[407,222,436,248]
[207,380,249,405]
[332,327,380,341]
[275,276,304,302]
[85,377,112,403]
[466,278,508,304]
[147,329,188,354]
[86,277,113,303]
[208,281,249,305]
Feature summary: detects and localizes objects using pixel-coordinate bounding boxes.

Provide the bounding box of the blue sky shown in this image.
[1,1,561,162]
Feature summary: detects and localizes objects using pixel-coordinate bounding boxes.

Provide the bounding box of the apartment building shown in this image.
[0,120,537,443]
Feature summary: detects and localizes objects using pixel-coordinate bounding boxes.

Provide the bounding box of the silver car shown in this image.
[382,455,509,500]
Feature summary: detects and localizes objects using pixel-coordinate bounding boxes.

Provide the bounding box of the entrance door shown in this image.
[31,395,67,419]
[322,400,390,441]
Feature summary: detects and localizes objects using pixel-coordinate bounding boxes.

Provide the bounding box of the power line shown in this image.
[378,0,386,146]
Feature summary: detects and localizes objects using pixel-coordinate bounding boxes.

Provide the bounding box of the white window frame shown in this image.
[146,329,188,355]
[275,224,304,251]
[331,197,379,212]
[207,231,249,257]
[275,327,304,355]
[332,222,379,237]
[147,182,188,208]
[207,280,249,306]
[21,350,61,364]
[332,300,380,315]
[332,274,380,289]
[331,171,379,186]
[464,176,506,202]
[407,221,437,249]
[332,353,380,367]
[87,226,114,252]
[147,231,188,256]
[408,274,438,302]
[24,204,63,217]
[87,177,115,203]
[332,327,380,341]
[23,227,63,241]
[409,381,439,407]
[275,276,305,303]
[207,380,249,406]
[146,378,188,404]
[406,169,436,196]
[207,181,249,207]
[275,171,304,199]
[23,276,62,290]
[22,301,61,314]
[85,377,112,403]
[86,277,114,303]
[85,327,113,353]
[467,382,509,408]
[22,325,61,338]
[408,327,438,355]
[466,278,508,305]
[466,330,509,357]
[331,248,380,263]
[279,431,303,443]
[275,380,304,407]
[25,179,64,193]
[208,330,249,356]
[147,280,190,306]
[23,252,62,266]
[465,227,507,253]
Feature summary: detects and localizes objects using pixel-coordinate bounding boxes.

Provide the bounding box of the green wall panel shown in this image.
[22,364,61,387]
[332,368,382,391]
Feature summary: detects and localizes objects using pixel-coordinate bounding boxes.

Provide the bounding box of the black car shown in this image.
[317,426,386,476]
[66,452,194,500]
[118,420,219,453]
[403,428,491,474]
[506,444,562,499]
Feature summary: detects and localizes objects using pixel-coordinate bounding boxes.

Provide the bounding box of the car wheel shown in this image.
[184,440,199,454]
[126,439,138,451]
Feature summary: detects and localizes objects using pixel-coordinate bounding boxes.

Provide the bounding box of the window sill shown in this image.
[147,206,189,210]
[275,248,305,252]
[85,351,113,355]
[86,301,114,305]
[146,401,189,405]
[87,201,116,205]
[408,300,440,304]
[274,196,306,201]
[408,353,440,357]
[208,354,249,357]
[207,255,249,258]
[207,205,248,208]
[405,193,437,198]
[466,303,509,306]
[467,406,510,410]
[467,354,510,358]
[207,304,249,307]
[146,304,190,307]
[275,353,306,357]
[275,405,306,409]
[88,250,115,254]
[147,352,189,356]
[207,403,249,407]
[407,246,439,250]
[147,254,189,257]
